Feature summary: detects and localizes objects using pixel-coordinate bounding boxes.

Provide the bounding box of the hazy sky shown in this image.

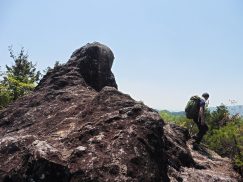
[1,0,243,111]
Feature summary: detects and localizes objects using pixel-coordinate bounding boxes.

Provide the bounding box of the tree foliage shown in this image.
[207,104,230,130]
[0,84,12,109]
[0,47,40,109]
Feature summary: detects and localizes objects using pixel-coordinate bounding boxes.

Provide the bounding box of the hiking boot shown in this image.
[192,143,199,150]
[192,140,200,150]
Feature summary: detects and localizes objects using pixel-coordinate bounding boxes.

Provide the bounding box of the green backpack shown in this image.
[185,96,201,119]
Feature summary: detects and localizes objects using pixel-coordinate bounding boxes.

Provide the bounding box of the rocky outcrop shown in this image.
[164,124,240,181]
[0,42,241,181]
[36,42,117,92]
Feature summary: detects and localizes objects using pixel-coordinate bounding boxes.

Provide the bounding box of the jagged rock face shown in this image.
[0,42,168,181]
[71,42,117,92]
[36,42,117,92]
[164,124,240,181]
[0,87,167,181]
[0,42,241,182]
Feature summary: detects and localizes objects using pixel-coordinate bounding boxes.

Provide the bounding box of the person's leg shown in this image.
[194,116,208,144]
[192,118,200,149]
[196,123,208,144]
[192,117,200,141]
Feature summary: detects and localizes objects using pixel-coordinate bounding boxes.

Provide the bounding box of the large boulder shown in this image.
[36,42,117,92]
[71,42,117,92]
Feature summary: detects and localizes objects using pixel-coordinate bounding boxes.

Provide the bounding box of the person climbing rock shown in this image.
[185,92,209,149]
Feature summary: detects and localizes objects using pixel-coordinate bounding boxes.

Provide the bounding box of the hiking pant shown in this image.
[193,117,208,144]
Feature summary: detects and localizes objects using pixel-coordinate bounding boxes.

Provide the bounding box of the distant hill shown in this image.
[170,111,185,116]
[161,105,243,116]
[209,105,243,116]
[160,110,185,116]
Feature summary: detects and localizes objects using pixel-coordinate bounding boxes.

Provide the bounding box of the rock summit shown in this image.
[0,42,240,181]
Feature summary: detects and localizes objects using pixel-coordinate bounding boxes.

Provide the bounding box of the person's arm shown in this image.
[199,106,205,125]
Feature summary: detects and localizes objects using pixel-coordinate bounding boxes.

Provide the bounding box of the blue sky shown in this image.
[1,0,243,111]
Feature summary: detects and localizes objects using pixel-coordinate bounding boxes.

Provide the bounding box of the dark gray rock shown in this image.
[36,42,117,92]
[70,42,117,92]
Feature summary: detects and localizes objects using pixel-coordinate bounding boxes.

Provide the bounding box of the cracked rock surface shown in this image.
[0,42,240,181]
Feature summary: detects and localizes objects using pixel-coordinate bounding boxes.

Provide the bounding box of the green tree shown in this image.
[208,104,230,130]
[43,60,62,74]
[205,115,243,175]
[204,105,243,175]
[0,47,40,108]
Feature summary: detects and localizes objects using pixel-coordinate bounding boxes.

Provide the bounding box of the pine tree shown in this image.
[208,104,230,130]
[0,47,40,108]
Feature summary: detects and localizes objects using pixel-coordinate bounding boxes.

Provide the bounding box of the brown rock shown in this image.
[0,42,240,182]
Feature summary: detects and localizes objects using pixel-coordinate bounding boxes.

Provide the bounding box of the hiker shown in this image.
[185,93,209,148]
